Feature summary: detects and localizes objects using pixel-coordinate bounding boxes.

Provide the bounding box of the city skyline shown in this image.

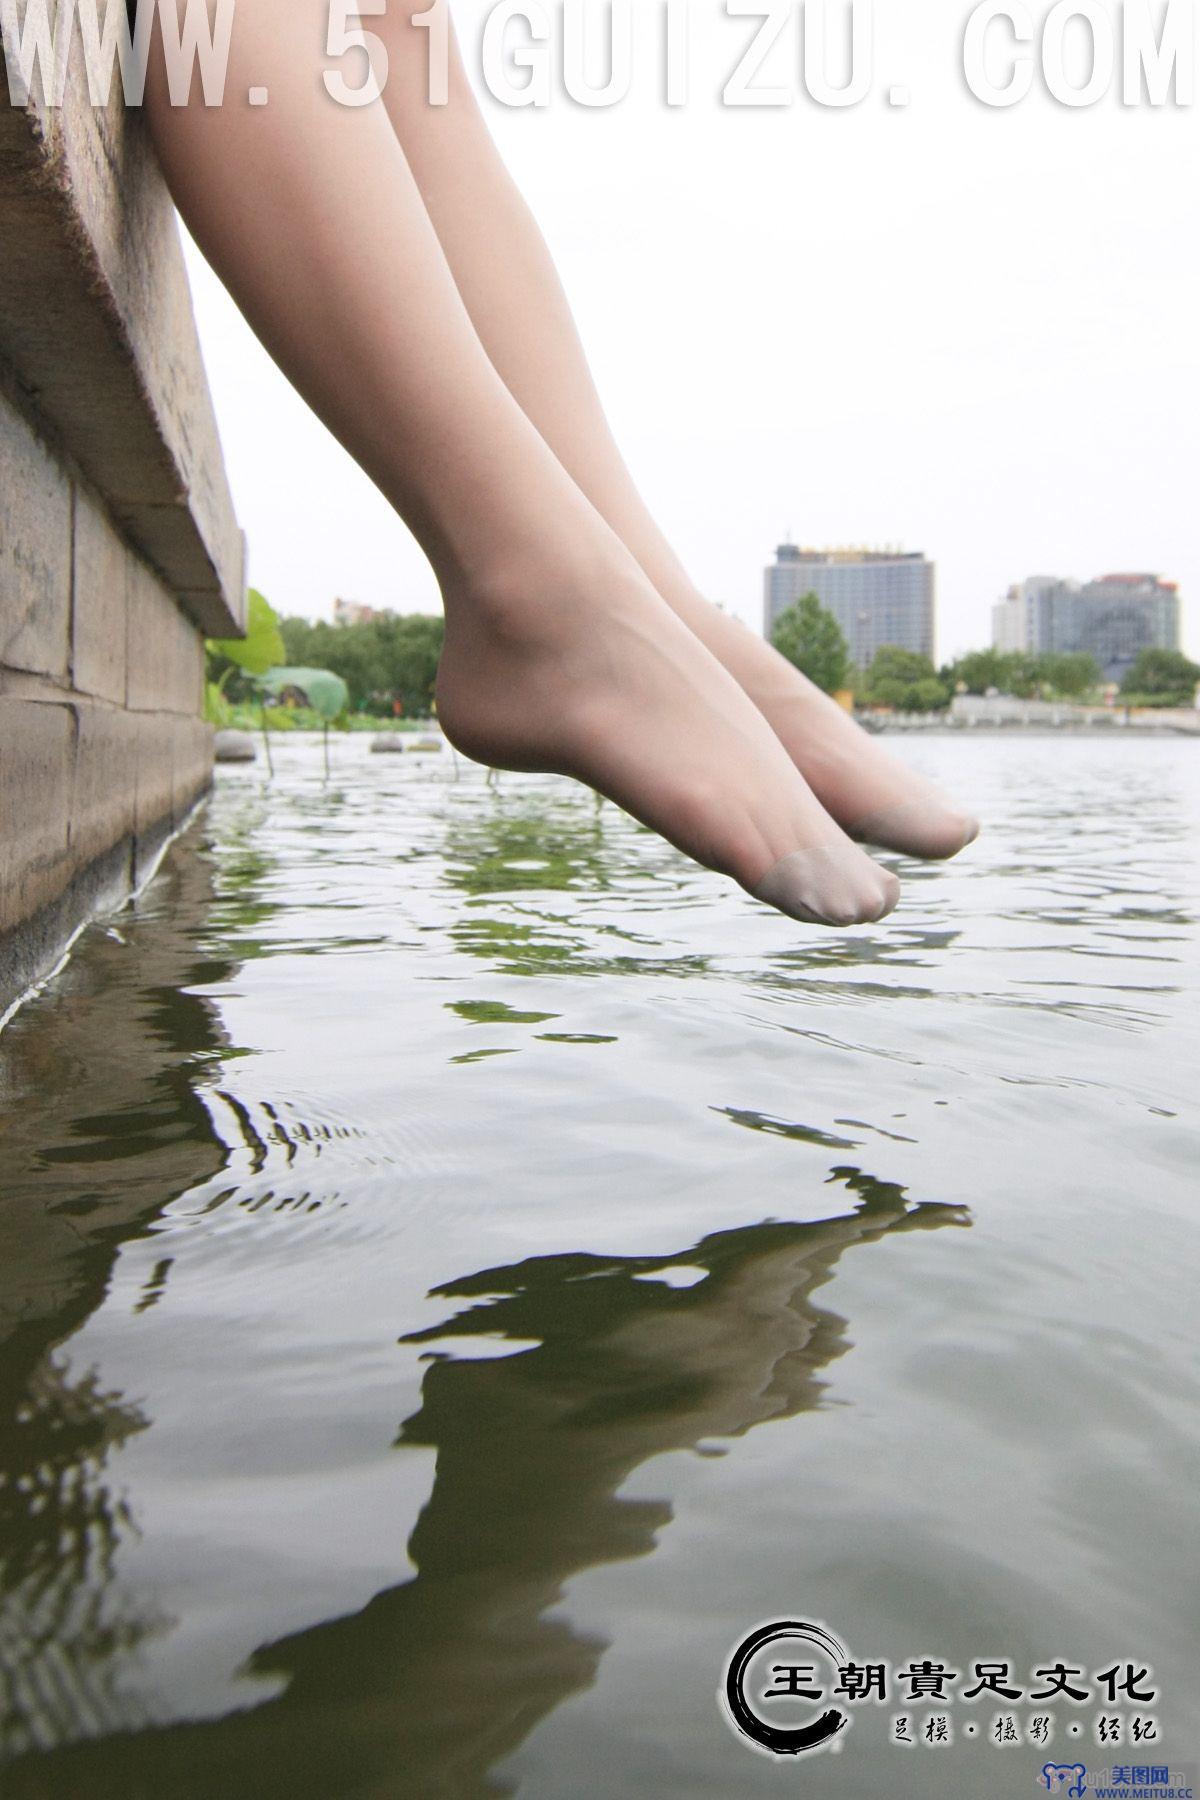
[316,549,1188,682]
[993,572,1181,684]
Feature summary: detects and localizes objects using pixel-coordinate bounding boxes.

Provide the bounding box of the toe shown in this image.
[753,845,902,928]
[872,868,902,921]
[852,802,980,861]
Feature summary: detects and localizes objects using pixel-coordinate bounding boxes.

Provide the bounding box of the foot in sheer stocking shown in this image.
[435,550,901,928]
[361,25,979,862]
[599,585,980,859]
[141,0,901,922]
[708,635,982,860]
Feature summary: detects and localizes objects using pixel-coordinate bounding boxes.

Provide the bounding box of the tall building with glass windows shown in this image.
[990,573,1180,683]
[764,544,936,669]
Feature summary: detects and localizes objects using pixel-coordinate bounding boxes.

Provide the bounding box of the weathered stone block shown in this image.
[126,555,204,716]
[133,712,180,840]
[0,697,74,932]
[71,486,127,703]
[0,382,72,679]
[70,700,139,868]
[0,5,245,637]
[1,7,233,1013]
[173,716,215,823]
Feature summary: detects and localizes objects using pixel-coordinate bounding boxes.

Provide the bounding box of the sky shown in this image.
[182,0,1200,662]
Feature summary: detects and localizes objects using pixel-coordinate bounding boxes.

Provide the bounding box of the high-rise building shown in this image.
[764,544,936,669]
[992,588,1027,655]
[990,574,1180,682]
[991,577,1057,655]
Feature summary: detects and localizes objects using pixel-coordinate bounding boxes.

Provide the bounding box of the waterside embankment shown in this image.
[1,25,244,1015]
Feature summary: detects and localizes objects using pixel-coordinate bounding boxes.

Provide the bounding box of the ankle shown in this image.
[439,533,639,639]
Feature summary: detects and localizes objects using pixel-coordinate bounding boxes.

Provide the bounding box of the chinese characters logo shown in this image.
[723,1620,852,1756]
[721,1622,1164,1767]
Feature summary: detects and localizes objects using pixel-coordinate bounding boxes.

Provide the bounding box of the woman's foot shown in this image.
[755,673,981,860]
[435,545,901,928]
[660,596,980,860]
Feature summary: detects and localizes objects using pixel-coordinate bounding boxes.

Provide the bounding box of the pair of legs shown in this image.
[145,1,976,926]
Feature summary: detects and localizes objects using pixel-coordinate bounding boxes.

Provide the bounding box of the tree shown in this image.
[866,645,937,689]
[945,648,1024,696]
[770,593,851,695]
[1120,648,1200,702]
[906,677,951,713]
[375,613,445,716]
[278,611,445,716]
[863,676,902,709]
[859,646,948,713]
[1033,652,1100,698]
[942,648,1099,701]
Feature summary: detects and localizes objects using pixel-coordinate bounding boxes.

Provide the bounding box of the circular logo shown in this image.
[723,1620,851,1757]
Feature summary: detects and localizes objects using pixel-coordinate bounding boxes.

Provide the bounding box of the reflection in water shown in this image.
[1,1173,967,1798]
[443,793,718,980]
[0,1362,153,1760]
[0,817,259,1357]
[443,795,613,898]
[0,819,269,1769]
[4,740,1194,1798]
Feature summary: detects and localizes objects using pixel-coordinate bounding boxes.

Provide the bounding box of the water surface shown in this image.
[1,734,1196,1797]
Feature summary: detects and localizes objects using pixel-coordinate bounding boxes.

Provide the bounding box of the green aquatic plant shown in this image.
[206,589,288,772]
[260,667,351,777]
[206,594,351,777]
[260,666,350,720]
[208,588,286,678]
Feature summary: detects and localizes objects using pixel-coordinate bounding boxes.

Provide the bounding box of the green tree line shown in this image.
[771,594,1200,713]
[276,613,444,717]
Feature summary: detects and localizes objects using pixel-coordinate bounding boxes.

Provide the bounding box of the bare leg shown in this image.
[143,1,899,926]
[375,6,977,862]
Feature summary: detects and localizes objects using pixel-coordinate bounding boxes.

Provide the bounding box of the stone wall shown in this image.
[0,10,244,1013]
[948,695,1200,732]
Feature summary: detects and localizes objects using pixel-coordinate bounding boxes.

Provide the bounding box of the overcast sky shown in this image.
[183,0,1199,661]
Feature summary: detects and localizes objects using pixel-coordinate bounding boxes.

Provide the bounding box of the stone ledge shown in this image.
[0,6,245,638]
[0,692,212,1013]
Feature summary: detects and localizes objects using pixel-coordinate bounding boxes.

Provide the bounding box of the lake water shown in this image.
[1,733,1196,1799]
